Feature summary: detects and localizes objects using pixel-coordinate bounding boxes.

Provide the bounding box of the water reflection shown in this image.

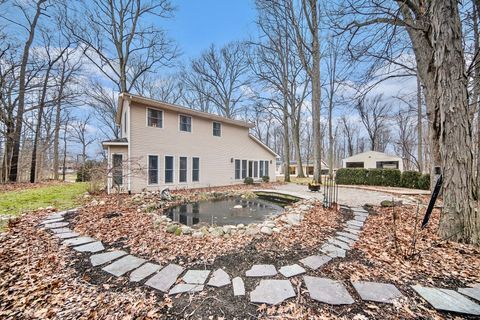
[165,197,284,226]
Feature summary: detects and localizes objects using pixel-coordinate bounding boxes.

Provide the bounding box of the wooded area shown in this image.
[0,0,479,243]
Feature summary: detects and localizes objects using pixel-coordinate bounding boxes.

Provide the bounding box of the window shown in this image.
[112,154,123,186]
[179,115,192,132]
[192,157,200,182]
[235,159,241,179]
[165,156,174,183]
[147,108,163,128]
[148,155,159,184]
[213,122,221,136]
[264,161,269,177]
[254,161,258,178]
[346,162,364,168]
[248,161,253,177]
[179,156,187,182]
[376,161,399,169]
[241,160,247,179]
[259,160,264,177]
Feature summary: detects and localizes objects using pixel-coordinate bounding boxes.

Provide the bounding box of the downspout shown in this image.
[127,98,132,193]
[107,145,111,194]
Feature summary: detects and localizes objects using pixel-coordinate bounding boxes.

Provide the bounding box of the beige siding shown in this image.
[126,101,276,193]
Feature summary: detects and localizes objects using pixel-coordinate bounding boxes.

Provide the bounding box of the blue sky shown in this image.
[165,0,258,60]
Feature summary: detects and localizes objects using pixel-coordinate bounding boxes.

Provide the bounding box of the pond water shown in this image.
[165,197,287,227]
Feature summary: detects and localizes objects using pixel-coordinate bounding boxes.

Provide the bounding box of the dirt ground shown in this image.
[1,185,479,319]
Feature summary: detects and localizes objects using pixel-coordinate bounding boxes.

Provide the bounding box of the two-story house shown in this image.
[102,93,277,194]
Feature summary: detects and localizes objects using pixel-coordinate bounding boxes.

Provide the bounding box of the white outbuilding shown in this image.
[342,151,404,171]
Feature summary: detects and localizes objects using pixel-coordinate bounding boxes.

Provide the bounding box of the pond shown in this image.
[165,196,291,227]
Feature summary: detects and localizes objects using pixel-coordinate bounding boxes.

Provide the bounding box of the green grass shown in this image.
[0,182,88,219]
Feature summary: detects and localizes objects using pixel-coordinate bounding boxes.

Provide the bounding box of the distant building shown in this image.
[275,159,329,176]
[342,151,404,171]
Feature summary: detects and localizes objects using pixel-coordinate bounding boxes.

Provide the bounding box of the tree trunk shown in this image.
[311,20,322,183]
[53,68,66,180]
[283,109,291,182]
[292,115,305,178]
[431,0,479,244]
[416,75,423,173]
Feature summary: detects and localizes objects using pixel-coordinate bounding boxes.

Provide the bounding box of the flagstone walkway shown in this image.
[39,206,480,317]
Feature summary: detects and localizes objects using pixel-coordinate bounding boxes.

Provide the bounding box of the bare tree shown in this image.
[88,82,120,140]
[3,0,47,182]
[355,94,391,152]
[65,0,177,93]
[70,114,95,165]
[190,42,251,118]
[288,0,322,183]
[339,115,358,157]
[133,73,185,104]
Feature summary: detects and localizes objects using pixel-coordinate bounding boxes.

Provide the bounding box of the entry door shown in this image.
[248,161,253,177]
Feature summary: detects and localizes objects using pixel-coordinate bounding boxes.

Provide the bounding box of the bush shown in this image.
[400,171,422,189]
[382,169,401,187]
[262,175,270,183]
[366,169,384,186]
[335,168,368,185]
[417,174,431,190]
[244,177,254,185]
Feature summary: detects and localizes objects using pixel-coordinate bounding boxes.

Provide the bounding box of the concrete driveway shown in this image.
[273,183,417,207]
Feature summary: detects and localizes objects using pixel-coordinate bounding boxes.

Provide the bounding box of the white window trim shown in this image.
[178,156,188,184]
[234,159,241,180]
[212,121,222,137]
[191,156,200,182]
[147,154,160,186]
[164,155,175,184]
[178,114,192,133]
[146,107,164,129]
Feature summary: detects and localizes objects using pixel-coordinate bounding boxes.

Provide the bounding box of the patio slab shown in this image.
[182,270,211,285]
[279,264,306,277]
[130,263,161,282]
[169,284,204,295]
[250,280,295,305]
[412,285,480,315]
[207,269,231,287]
[320,243,346,258]
[304,276,354,305]
[102,255,146,277]
[90,250,127,267]
[352,281,404,304]
[145,264,185,293]
[232,277,245,296]
[299,255,332,270]
[245,264,277,277]
[73,241,104,253]
[458,287,480,302]
[63,237,96,247]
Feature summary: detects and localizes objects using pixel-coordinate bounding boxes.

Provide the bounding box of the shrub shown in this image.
[417,174,431,190]
[262,175,270,183]
[400,171,422,189]
[244,177,254,185]
[366,169,384,186]
[335,168,368,185]
[382,169,401,187]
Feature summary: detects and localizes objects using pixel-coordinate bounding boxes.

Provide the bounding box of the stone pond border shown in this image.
[37,199,480,316]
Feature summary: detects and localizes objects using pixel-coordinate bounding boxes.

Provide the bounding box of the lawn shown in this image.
[0,182,87,230]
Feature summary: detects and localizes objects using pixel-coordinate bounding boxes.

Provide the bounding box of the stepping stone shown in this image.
[352,281,404,304]
[44,222,69,229]
[279,264,306,277]
[335,236,355,246]
[73,241,104,253]
[246,264,277,277]
[347,220,364,228]
[328,238,351,250]
[50,227,72,234]
[207,269,231,287]
[412,285,480,315]
[354,215,367,222]
[40,218,64,225]
[46,212,65,219]
[352,207,368,213]
[345,228,361,235]
[336,231,358,241]
[145,264,185,292]
[130,262,161,282]
[182,270,210,284]
[304,276,354,305]
[63,237,96,247]
[54,232,79,239]
[458,287,480,302]
[299,255,332,270]
[232,277,245,296]
[102,255,146,277]
[320,243,346,258]
[90,250,127,266]
[169,284,204,295]
[250,280,296,305]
